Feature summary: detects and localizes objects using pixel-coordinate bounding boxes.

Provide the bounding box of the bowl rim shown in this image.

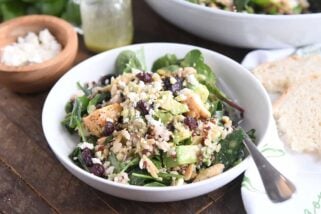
[171,0,321,19]
[0,14,78,72]
[42,42,272,192]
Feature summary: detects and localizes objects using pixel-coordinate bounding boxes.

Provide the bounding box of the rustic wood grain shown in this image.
[0,1,251,213]
[0,160,54,214]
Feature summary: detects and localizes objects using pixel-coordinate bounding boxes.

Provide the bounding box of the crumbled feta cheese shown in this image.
[114,172,130,184]
[95,151,104,160]
[77,142,94,150]
[1,28,61,66]
[186,74,199,85]
[105,166,115,176]
[169,77,177,84]
[92,158,102,164]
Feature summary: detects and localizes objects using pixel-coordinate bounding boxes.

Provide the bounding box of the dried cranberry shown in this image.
[136,72,152,83]
[184,116,198,130]
[81,148,93,167]
[166,122,175,132]
[99,74,115,85]
[89,164,105,177]
[163,77,183,94]
[103,121,115,136]
[136,100,149,116]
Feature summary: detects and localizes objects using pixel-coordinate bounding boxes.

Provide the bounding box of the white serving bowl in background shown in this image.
[42,43,272,202]
[145,0,321,49]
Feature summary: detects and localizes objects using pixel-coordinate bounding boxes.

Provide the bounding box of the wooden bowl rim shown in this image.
[0,15,78,73]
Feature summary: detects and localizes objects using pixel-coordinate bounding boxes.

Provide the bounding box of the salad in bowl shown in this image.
[62,49,254,186]
[42,43,271,201]
[187,0,312,15]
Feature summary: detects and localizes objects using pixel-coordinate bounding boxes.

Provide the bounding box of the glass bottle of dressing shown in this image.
[80,0,133,53]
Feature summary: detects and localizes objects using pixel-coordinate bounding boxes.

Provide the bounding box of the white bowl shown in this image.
[145,0,321,49]
[42,43,272,202]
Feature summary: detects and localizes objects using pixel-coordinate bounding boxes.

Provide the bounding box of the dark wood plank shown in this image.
[203,176,246,214]
[94,191,214,214]
[0,109,116,214]
[0,160,54,214]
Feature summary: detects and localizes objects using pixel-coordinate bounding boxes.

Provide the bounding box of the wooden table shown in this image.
[0,1,252,213]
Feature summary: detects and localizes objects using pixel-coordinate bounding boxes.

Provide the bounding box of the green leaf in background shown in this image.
[1,1,26,21]
[35,0,66,16]
[0,0,81,26]
[115,50,144,74]
[61,0,81,26]
[26,6,41,15]
[21,0,38,3]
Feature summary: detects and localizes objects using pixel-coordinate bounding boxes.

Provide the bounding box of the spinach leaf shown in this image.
[180,49,216,85]
[151,156,163,169]
[215,129,246,169]
[77,82,91,97]
[152,54,178,72]
[135,48,147,71]
[234,0,250,11]
[77,96,90,115]
[86,135,98,145]
[128,168,162,186]
[61,96,89,142]
[205,83,244,113]
[77,149,89,172]
[246,129,256,143]
[103,136,114,145]
[250,0,271,7]
[158,172,183,186]
[158,172,183,179]
[115,50,144,74]
[87,93,109,114]
[69,147,81,161]
[108,153,125,173]
[178,50,244,113]
[160,65,180,72]
[65,100,73,113]
[121,157,140,173]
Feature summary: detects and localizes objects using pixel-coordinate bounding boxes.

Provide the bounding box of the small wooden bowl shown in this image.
[0,15,78,93]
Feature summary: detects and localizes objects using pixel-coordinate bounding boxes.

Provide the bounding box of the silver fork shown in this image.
[218,79,296,203]
[240,127,296,202]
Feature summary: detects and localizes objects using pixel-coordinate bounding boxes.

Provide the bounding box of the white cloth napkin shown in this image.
[240,46,321,214]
